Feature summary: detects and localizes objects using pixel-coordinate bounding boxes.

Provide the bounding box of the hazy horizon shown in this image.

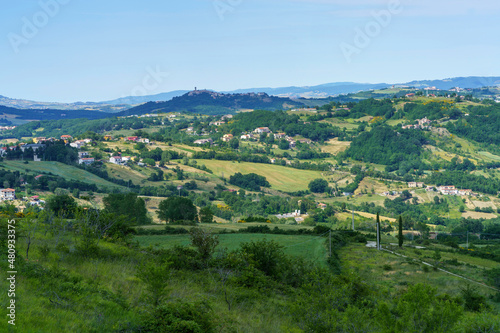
[2,0,499,102]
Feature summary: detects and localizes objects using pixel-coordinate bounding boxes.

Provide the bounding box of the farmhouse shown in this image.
[222,134,234,142]
[209,121,225,126]
[0,188,16,201]
[436,186,473,195]
[78,157,95,165]
[254,127,271,134]
[194,138,213,145]
[70,140,86,149]
[317,203,327,210]
[78,152,90,158]
[109,156,123,164]
[408,182,424,188]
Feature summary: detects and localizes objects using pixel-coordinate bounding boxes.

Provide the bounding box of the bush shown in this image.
[141,301,215,333]
[239,239,285,278]
[382,264,392,271]
[160,246,202,271]
[455,312,500,332]
[460,284,490,312]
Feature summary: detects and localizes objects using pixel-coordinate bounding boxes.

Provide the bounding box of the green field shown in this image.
[135,233,328,264]
[195,159,325,192]
[1,160,125,190]
[339,243,499,300]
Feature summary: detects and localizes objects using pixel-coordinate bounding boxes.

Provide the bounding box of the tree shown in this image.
[103,193,151,225]
[308,178,329,193]
[157,196,197,223]
[229,138,239,149]
[278,139,290,150]
[143,158,156,166]
[189,227,219,263]
[137,259,171,307]
[75,210,119,257]
[398,215,403,248]
[46,194,77,218]
[199,206,214,224]
[22,217,39,260]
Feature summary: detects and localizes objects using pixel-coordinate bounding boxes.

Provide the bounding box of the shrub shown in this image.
[460,284,490,312]
[382,264,392,271]
[189,227,219,263]
[141,301,215,333]
[239,239,285,278]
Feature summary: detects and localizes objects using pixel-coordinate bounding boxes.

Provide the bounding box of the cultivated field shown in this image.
[1,160,124,190]
[194,160,325,192]
[135,233,328,263]
[320,138,351,155]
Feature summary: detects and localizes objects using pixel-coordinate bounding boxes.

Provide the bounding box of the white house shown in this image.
[254,127,271,134]
[110,156,123,164]
[194,139,213,145]
[0,188,15,201]
[78,157,95,165]
[78,152,90,158]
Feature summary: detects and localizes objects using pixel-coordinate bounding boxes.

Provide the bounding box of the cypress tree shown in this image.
[376,212,381,250]
[398,215,404,248]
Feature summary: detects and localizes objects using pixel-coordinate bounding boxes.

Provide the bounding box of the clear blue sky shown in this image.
[1,0,499,102]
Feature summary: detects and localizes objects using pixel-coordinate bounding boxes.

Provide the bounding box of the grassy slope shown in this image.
[195,159,325,192]
[339,242,499,304]
[1,160,124,190]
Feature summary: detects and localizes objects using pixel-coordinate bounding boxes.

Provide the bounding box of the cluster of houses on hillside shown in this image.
[239,127,312,149]
[405,181,474,196]
[402,117,431,130]
[275,210,307,223]
[124,136,150,144]
[436,186,473,196]
[209,114,233,127]
[0,126,16,131]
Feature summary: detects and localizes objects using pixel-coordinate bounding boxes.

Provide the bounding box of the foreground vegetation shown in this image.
[1,205,499,332]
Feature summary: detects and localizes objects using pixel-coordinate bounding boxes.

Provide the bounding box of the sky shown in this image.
[1,0,499,102]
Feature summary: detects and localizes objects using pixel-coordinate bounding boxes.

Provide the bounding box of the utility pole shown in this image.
[329,230,332,257]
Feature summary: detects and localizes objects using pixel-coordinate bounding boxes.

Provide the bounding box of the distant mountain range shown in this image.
[1,76,499,112]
